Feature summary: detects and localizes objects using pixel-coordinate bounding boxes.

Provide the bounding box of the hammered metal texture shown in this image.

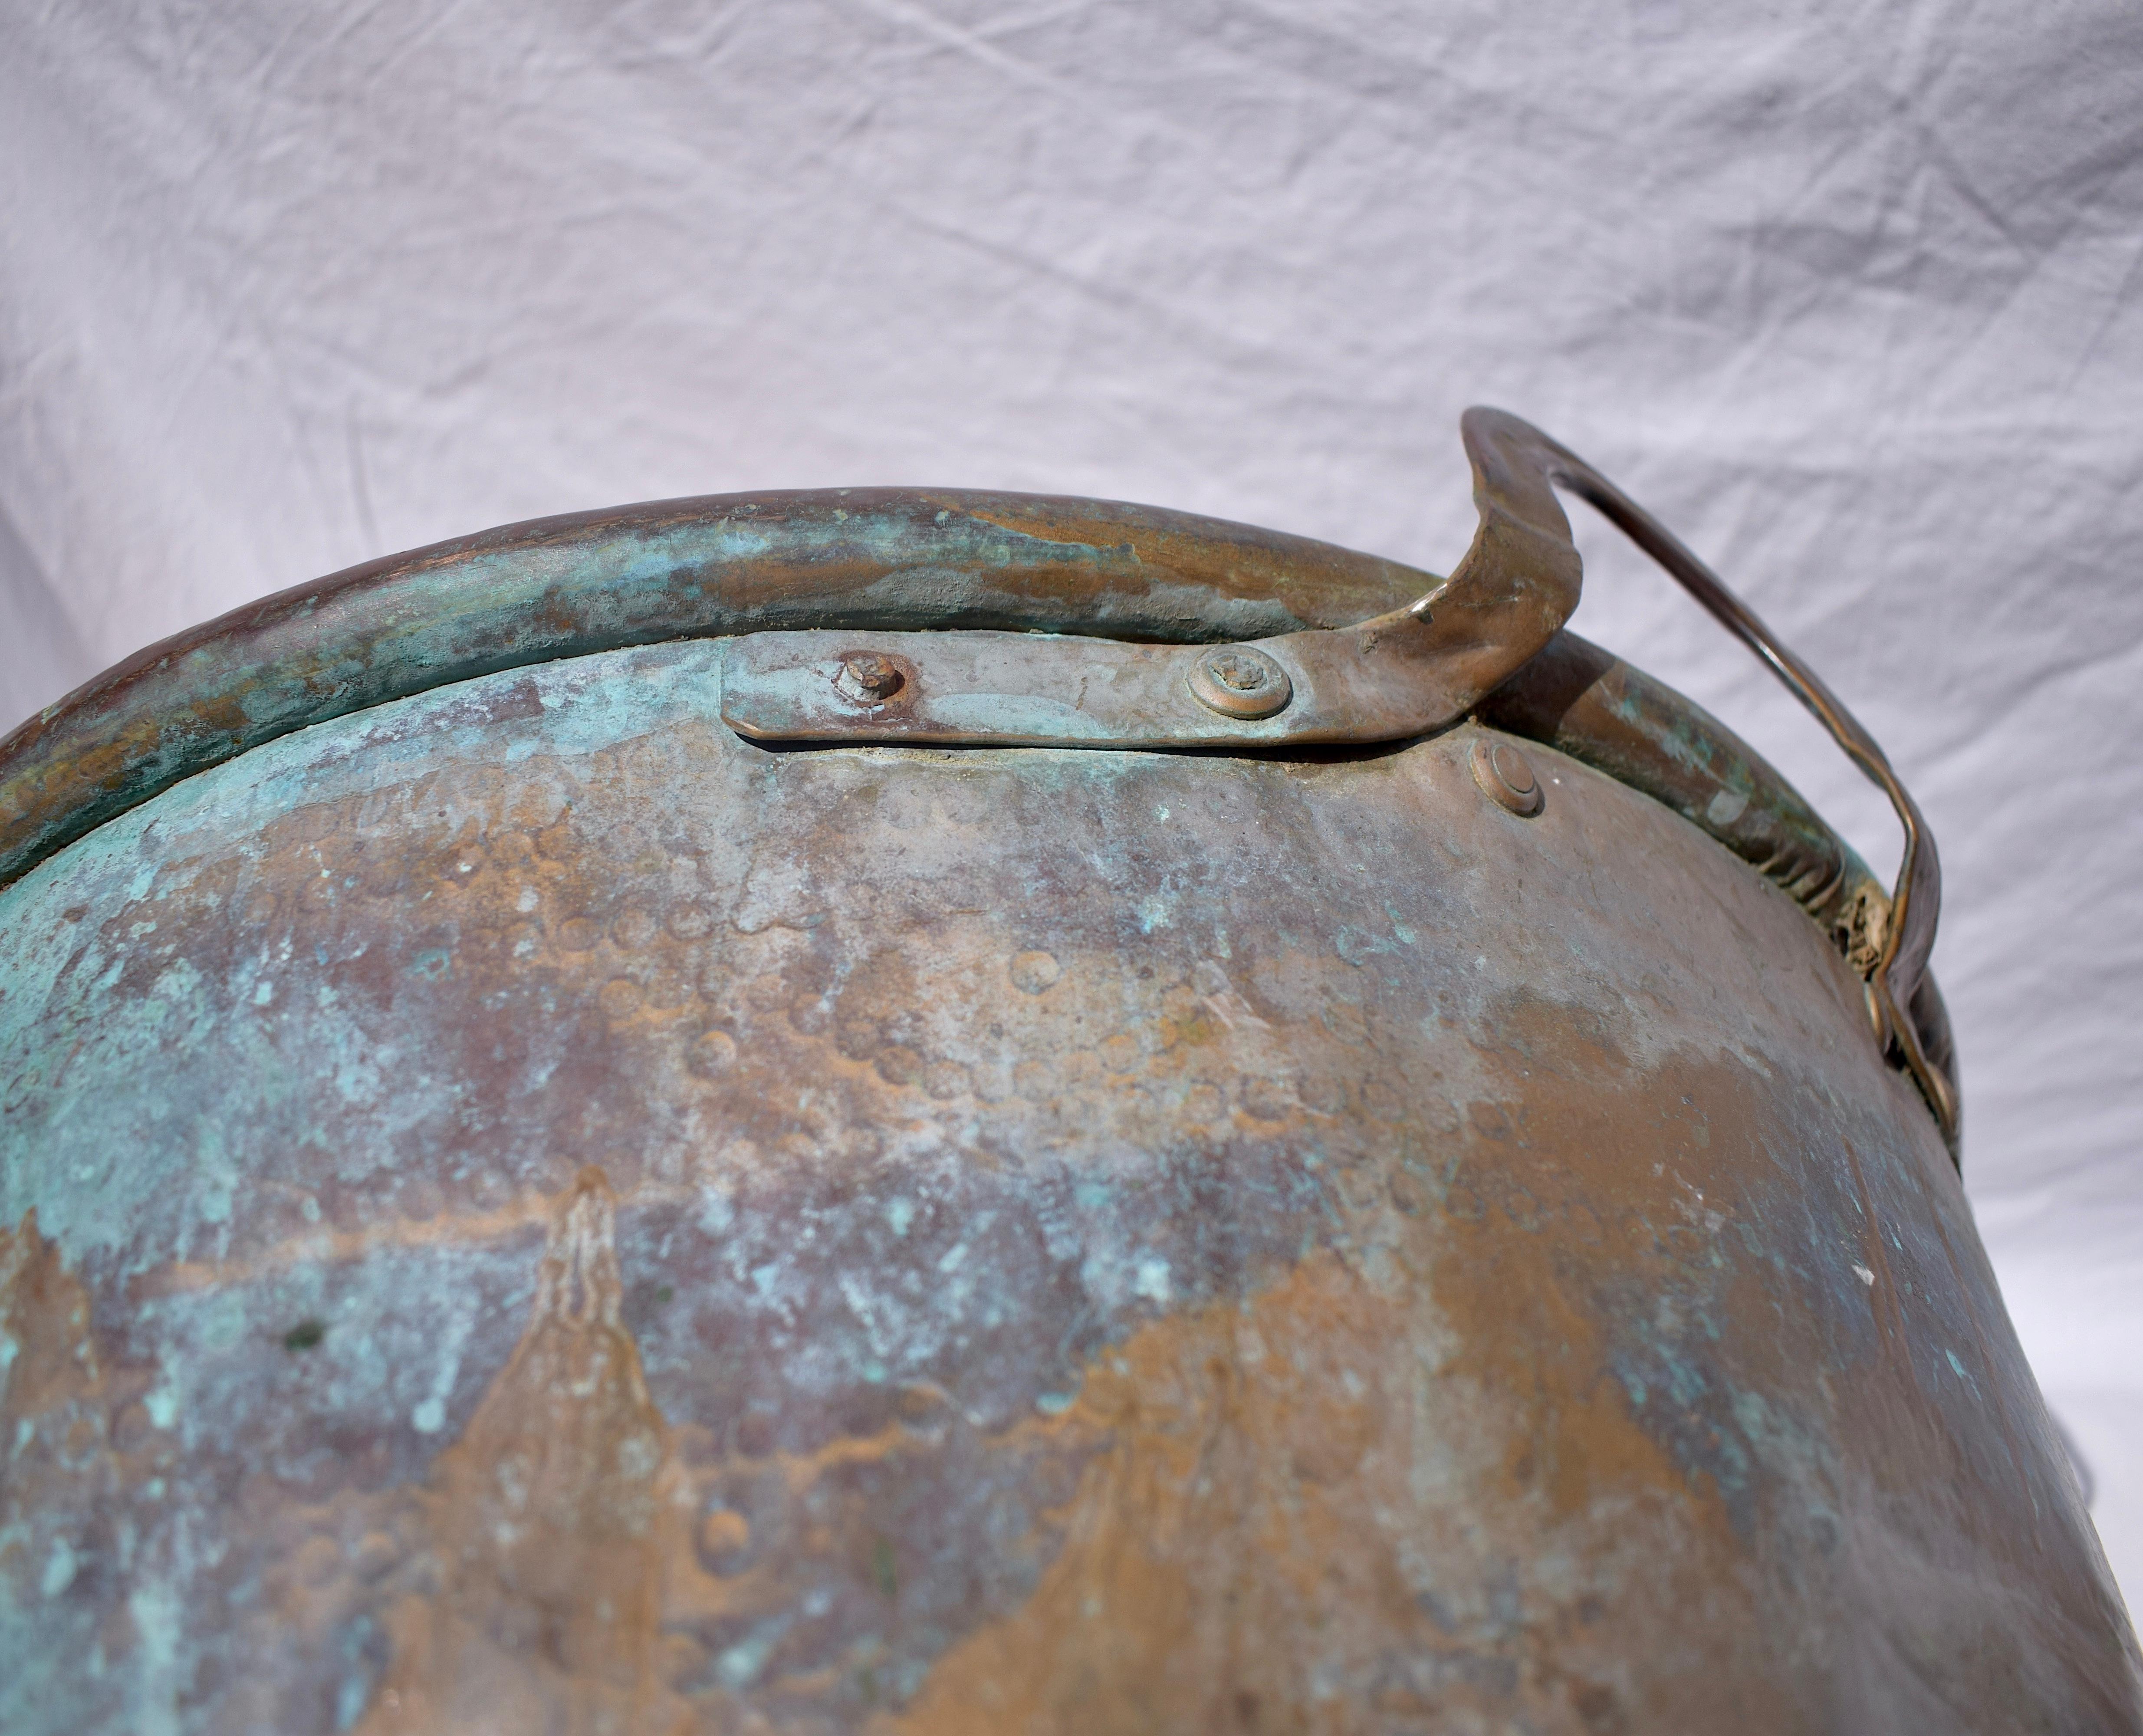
[1,640,2135,1733]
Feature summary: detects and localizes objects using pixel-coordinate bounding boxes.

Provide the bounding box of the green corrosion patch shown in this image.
[282,1318,326,1352]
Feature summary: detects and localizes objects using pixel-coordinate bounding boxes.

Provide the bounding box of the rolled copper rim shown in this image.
[0,417,1956,1152]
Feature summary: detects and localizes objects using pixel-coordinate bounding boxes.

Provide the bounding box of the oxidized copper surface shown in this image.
[0,409,1958,1142]
[3,636,2136,1731]
[0,489,1437,889]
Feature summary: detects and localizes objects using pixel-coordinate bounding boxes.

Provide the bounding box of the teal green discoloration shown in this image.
[1486,629,1883,926]
[0,618,2087,1729]
[0,490,1430,890]
[0,642,730,1278]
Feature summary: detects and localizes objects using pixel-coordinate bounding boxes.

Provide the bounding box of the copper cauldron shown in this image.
[0,412,2134,1733]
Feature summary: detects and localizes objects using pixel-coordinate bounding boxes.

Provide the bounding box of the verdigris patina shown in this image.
[0,414,2130,1733]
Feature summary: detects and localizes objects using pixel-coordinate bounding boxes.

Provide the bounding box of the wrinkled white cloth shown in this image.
[4,0,2140,1608]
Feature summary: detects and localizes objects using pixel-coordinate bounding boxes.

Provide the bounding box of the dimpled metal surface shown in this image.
[1,638,2136,1734]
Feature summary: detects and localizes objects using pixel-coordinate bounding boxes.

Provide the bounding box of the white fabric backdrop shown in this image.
[5,0,2140,1610]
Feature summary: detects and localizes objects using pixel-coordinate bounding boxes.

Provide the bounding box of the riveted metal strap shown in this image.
[723,413,1586,750]
[723,409,1958,1158]
[0,490,1440,892]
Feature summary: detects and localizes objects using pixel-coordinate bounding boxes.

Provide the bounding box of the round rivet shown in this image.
[1188,646,1292,719]
[1471,736,1544,817]
[833,651,904,704]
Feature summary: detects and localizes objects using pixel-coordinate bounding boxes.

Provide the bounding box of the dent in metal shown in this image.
[0,639,2129,1732]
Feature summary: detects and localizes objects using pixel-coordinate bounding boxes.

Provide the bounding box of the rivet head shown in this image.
[832,651,905,704]
[1188,646,1292,719]
[1471,736,1544,816]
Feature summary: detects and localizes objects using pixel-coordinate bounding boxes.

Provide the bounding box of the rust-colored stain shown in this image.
[0,637,2135,1732]
[355,1170,676,1733]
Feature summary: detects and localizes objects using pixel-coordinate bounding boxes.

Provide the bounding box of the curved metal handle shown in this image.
[725,424,1590,753]
[1463,408,1957,1148]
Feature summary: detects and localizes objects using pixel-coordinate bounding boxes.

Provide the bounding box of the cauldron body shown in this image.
[0,449,2136,1732]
